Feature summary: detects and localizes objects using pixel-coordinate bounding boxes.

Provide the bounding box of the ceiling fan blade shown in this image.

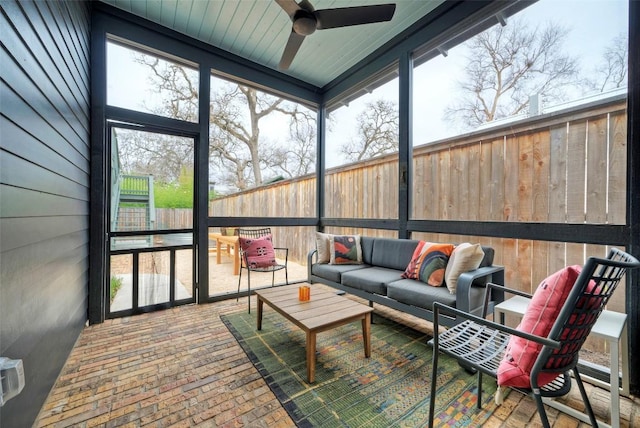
[314,4,396,30]
[275,0,301,18]
[279,30,306,70]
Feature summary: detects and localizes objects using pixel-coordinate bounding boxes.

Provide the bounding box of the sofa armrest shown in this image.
[307,249,318,283]
[456,265,505,319]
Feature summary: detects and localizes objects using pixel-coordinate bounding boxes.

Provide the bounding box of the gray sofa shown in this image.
[307,236,505,327]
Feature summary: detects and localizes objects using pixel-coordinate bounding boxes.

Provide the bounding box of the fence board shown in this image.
[427,151,439,219]
[450,147,462,221]
[479,141,492,221]
[392,163,399,218]
[549,125,567,223]
[413,155,425,218]
[532,240,549,291]
[502,238,518,286]
[518,134,534,222]
[608,111,627,224]
[587,116,608,223]
[532,130,550,222]
[504,135,519,222]
[566,121,587,222]
[490,137,505,222]
[438,149,450,219]
[517,239,533,292]
[468,142,480,221]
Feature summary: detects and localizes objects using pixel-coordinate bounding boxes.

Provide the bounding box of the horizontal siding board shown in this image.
[0,62,89,161]
[1,116,89,181]
[7,2,89,129]
[36,2,89,100]
[24,0,91,117]
[0,23,89,152]
[0,216,89,253]
[7,302,86,421]
[1,235,88,352]
[0,185,88,218]
[0,151,89,200]
[0,78,89,167]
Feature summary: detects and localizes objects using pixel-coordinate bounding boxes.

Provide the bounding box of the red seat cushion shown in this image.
[239,234,277,268]
[497,265,582,389]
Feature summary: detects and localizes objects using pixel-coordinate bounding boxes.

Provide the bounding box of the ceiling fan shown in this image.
[275,0,396,70]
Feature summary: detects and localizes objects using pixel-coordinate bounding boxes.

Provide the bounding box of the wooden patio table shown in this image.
[255,284,373,383]
[209,232,240,275]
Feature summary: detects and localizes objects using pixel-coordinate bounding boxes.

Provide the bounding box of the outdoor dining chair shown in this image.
[236,228,289,313]
[428,248,640,428]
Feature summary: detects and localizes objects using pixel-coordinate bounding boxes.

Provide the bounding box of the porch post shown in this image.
[316,105,326,232]
[398,52,413,239]
[196,66,210,303]
[626,0,640,396]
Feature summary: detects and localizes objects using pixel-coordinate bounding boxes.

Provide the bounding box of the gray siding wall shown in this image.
[0,1,90,426]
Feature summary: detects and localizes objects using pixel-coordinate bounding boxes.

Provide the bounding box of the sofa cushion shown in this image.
[370,238,419,271]
[387,279,456,310]
[360,236,375,265]
[479,246,495,267]
[312,263,369,283]
[341,267,404,295]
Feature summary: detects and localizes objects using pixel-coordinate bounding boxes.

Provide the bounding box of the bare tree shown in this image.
[138,55,199,122]
[135,54,316,191]
[209,84,316,189]
[586,32,628,93]
[340,99,399,161]
[445,18,579,129]
[116,129,193,184]
[264,114,316,179]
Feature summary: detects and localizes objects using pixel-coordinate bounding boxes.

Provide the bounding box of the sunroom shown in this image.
[1,0,639,427]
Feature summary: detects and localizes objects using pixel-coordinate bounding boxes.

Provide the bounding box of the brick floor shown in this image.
[35,285,640,427]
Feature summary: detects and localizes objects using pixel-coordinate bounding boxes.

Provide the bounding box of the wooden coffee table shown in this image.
[255,284,374,383]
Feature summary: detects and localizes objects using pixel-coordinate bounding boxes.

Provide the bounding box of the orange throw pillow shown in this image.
[401,241,454,286]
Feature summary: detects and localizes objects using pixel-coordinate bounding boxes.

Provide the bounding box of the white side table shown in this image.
[494,296,628,428]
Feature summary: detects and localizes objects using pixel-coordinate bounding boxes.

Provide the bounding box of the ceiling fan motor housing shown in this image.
[293,10,316,35]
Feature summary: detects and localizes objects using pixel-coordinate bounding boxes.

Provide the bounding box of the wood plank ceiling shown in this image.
[98,0,444,87]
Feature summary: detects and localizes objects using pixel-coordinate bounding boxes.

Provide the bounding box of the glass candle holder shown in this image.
[298,285,310,301]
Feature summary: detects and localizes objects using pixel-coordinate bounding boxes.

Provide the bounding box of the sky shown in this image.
[107,0,628,171]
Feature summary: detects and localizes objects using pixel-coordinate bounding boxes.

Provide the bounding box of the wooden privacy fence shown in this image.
[213,95,628,313]
[116,208,193,230]
[155,208,193,229]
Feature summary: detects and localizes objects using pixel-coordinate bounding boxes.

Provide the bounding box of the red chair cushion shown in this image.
[239,234,277,268]
[497,265,582,389]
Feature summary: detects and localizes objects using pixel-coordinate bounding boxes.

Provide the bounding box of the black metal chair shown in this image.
[236,228,288,313]
[428,248,639,428]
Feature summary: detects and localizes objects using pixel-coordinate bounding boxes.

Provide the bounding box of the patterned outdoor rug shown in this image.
[221,310,499,427]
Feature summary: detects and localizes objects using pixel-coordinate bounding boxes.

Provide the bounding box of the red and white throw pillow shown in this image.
[497,265,582,389]
[239,234,277,268]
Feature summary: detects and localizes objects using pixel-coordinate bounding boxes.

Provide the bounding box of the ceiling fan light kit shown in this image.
[292,10,317,35]
[276,0,396,69]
